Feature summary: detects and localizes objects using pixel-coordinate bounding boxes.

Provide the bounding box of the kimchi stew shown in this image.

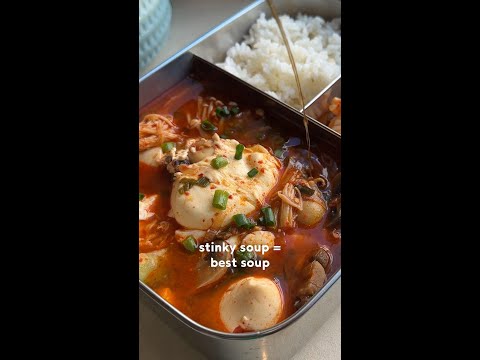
[139,76,341,333]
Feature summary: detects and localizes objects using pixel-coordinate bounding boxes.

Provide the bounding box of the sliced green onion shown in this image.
[235,249,256,262]
[178,178,197,194]
[247,168,259,178]
[216,106,230,117]
[213,190,229,210]
[211,156,229,169]
[258,216,265,226]
[230,106,240,115]
[233,214,249,227]
[139,193,145,201]
[261,206,276,227]
[295,184,315,197]
[180,178,197,185]
[196,176,210,187]
[245,220,256,230]
[178,177,211,193]
[182,236,197,253]
[274,148,285,158]
[235,144,245,160]
[233,214,256,229]
[201,120,218,132]
[161,142,175,152]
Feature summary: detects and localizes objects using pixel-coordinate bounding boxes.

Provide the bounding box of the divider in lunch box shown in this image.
[304,76,341,133]
[189,0,341,117]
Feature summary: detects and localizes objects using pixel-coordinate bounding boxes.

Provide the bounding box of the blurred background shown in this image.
[140,0,255,77]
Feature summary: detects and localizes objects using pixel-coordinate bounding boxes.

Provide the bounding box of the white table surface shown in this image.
[139,1,341,359]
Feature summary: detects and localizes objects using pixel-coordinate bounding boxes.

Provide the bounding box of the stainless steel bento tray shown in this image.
[141,0,341,122]
[139,1,341,359]
[190,0,341,63]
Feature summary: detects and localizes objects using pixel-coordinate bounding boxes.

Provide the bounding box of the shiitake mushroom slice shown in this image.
[195,240,232,290]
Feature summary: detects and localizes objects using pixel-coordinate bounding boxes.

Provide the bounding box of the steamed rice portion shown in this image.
[216,13,341,109]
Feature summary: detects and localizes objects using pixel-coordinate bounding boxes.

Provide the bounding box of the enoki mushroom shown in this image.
[140,218,171,248]
[278,183,303,228]
[191,96,226,136]
[139,114,180,151]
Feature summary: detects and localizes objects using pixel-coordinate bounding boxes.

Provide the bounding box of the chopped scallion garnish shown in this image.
[247,168,259,178]
[182,236,197,253]
[201,119,218,132]
[233,214,249,227]
[161,142,175,152]
[211,156,229,169]
[178,178,197,194]
[235,144,245,160]
[213,190,229,210]
[235,249,256,262]
[233,214,256,229]
[230,106,240,115]
[196,177,210,187]
[274,148,285,158]
[261,206,275,227]
[216,106,230,117]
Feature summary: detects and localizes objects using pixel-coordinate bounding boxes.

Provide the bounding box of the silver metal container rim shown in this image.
[303,75,342,136]
[304,75,341,110]
[140,269,341,340]
[139,0,342,341]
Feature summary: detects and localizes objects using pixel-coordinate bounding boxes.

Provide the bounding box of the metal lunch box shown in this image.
[305,77,341,135]
[139,1,341,358]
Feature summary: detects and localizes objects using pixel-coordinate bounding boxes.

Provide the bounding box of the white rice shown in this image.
[216,13,341,109]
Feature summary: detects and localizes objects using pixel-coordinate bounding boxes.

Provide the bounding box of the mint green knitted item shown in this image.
[139,0,172,71]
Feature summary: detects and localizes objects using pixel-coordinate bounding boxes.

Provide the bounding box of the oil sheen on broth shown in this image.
[139,77,341,333]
